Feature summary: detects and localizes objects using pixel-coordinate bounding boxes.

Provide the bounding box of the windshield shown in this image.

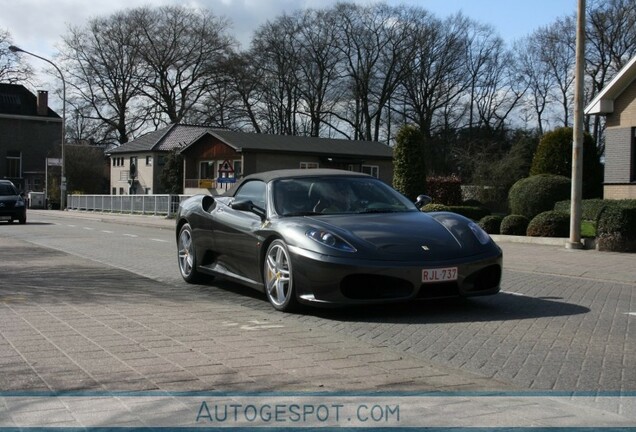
[273,176,417,216]
[0,184,17,196]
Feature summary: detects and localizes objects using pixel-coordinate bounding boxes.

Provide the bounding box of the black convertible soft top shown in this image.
[225,168,371,196]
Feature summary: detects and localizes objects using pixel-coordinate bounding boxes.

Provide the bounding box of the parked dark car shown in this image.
[0,180,26,224]
[175,169,502,312]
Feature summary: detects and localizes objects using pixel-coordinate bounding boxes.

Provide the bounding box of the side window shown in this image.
[234,180,266,209]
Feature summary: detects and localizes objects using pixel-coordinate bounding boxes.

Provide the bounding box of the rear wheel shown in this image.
[264,239,298,312]
[177,223,201,283]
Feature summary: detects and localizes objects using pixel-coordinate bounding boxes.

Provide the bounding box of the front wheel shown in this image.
[177,223,201,283]
[264,239,298,312]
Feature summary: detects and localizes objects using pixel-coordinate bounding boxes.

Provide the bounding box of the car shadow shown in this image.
[210,278,590,324]
[306,292,590,324]
[0,222,54,226]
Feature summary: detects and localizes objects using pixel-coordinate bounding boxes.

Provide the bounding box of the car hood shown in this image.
[304,211,486,261]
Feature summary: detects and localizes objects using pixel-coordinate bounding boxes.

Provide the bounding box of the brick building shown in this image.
[0,83,62,193]
[585,56,636,199]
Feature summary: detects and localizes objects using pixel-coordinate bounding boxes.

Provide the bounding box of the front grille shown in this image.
[340,274,413,300]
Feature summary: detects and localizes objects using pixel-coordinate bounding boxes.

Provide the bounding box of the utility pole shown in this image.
[567,0,586,250]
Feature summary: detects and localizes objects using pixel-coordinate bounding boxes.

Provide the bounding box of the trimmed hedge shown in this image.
[526,211,570,237]
[597,206,636,252]
[554,198,636,222]
[447,206,491,221]
[509,174,570,219]
[421,203,450,212]
[553,199,606,221]
[421,204,490,221]
[426,175,462,205]
[500,214,530,236]
[478,215,503,234]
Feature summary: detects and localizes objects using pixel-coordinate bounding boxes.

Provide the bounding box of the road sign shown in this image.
[219,160,234,173]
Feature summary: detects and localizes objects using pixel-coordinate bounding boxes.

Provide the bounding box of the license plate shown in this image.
[422,267,458,283]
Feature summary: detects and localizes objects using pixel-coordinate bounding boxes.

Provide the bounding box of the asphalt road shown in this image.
[1,210,634,392]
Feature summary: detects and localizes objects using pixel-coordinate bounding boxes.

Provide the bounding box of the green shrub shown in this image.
[478,215,503,234]
[446,205,491,221]
[426,175,462,205]
[526,211,570,237]
[553,199,606,221]
[500,214,530,236]
[554,199,636,222]
[508,174,570,219]
[597,206,636,252]
[421,203,450,212]
[530,127,603,198]
[393,125,426,200]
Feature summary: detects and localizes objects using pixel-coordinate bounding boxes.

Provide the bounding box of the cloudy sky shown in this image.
[1,0,578,99]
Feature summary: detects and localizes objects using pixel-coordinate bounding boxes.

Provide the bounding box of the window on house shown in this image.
[200,161,215,179]
[146,156,152,166]
[6,151,21,178]
[112,187,116,195]
[145,188,151,194]
[119,187,124,195]
[233,160,242,178]
[361,165,379,178]
[300,162,319,169]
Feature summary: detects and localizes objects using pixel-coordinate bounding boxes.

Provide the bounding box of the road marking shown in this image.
[151,238,168,243]
[83,227,94,231]
[625,312,636,317]
[102,230,114,234]
[123,234,138,238]
[67,224,76,227]
[240,320,284,331]
[222,320,284,330]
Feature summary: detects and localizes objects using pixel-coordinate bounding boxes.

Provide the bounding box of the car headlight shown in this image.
[468,222,491,245]
[15,199,25,208]
[306,229,356,252]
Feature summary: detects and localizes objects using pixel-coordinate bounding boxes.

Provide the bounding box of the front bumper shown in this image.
[288,245,502,306]
[0,207,26,222]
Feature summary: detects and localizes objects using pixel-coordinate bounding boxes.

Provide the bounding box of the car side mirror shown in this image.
[414,194,432,209]
[231,199,266,220]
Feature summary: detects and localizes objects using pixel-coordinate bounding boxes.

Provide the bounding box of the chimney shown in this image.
[37,90,48,116]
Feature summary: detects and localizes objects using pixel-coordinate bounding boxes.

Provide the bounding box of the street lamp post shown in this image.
[9,45,66,210]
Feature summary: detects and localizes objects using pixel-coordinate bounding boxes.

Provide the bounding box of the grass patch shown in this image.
[581,220,596,238]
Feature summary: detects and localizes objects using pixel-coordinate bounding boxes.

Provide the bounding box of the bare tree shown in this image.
[332,3,415,142]
[294,8,344,137]
[0,29,33,84]
[541,17,576,128]
[514,34,556,134]
[398,12,468,138]
[132,6,235,125]
[250,14,302,135]
[59,12,148,144]
[464,20,523,133]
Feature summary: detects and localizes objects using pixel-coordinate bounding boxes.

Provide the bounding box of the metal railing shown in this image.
[66,194,193,217]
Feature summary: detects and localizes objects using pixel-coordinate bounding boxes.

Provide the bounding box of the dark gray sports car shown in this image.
[176,169,502,312]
